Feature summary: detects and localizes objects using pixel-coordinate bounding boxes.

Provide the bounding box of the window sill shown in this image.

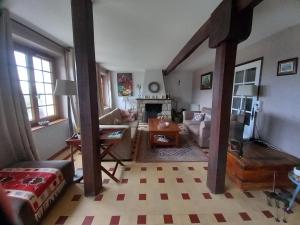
[31,118,68,132]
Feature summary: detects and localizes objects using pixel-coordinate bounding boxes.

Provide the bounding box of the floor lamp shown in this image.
[54,79,83,182]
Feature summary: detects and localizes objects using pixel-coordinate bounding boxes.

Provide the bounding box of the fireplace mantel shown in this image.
[136,98,173,122]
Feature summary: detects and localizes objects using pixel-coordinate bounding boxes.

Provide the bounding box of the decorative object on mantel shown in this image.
[294,165,300,177]
[277,57,298,76]
[136,84,142,97]
[200,72,213,90]
[148,81,160,93]
[117,73,133,96]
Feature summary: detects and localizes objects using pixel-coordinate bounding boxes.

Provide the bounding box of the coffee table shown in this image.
[148,118,180,148]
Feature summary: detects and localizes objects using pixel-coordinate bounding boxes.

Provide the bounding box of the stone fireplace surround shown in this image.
[136,98,172,122]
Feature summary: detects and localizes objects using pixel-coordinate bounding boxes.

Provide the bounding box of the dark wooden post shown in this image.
[207,41,237,193]
[71,0,102,196]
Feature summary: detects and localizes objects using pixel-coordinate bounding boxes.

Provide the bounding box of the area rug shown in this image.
[136,123,208,162]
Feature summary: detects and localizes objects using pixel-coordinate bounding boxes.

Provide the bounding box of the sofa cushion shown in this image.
[188,124,200,136]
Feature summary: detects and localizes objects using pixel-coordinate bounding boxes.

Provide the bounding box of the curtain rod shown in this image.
[11,18,68,50]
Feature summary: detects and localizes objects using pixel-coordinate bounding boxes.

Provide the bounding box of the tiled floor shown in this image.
[41,152,300,225]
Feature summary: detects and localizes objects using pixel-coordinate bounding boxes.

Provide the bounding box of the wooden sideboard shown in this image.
[226,142,300,190]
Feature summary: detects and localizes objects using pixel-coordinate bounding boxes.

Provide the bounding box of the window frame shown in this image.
[14,44,60,126]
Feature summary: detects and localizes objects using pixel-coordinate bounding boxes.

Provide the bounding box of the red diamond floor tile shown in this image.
[139,194,147,200]
[71,194,81,201]
[189,214,200,223]
[140,178,147,183]
[158,178,165,183]
[116,194,125,201]
[172,167,178,171]
[181,193,190,200]
[137,215,146,224]
[55,216,68,225]
[262,210,274,218]
[239,212,251,221]
[160,193,169,200]
[176,178,183,183]
[121,179,128,184]
[224,192,233,199]
[244,191,255,198]
[81,216,94,225]
[141,167,147,171]
[124,167,131,171]
[157,167,163,171]
[94,194,103,201]
[204,166,208,170]
[203,193,212,199]
[109,167,114,171]
[163,214,173,224]
[110,216,120,225]
[188,166,194,171]
[194,178,201,183]
[214,213,226,223]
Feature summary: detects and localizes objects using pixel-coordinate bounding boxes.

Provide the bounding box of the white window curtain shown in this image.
[0,9,38,167]
[64,48,80,131]
[96,63,105,116]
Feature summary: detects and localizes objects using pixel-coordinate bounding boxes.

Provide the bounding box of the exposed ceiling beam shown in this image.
[163,0,264,75]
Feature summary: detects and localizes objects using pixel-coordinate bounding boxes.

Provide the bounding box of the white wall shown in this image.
[165,70,194,110]
[143,69,166,97]
[111,71,145,109]
[192,23,300,158]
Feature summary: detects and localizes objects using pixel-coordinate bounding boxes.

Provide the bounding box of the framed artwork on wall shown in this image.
[117,73,133,96]
[200,72,213,90]
[277,57,298,76]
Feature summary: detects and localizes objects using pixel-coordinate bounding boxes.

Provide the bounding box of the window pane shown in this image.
[233,85,239,95]
[232,97,241,109]
[23,95,31,108]
[36,82,45,94]
[44,83,53,94]
[20,81,30,94]
[47,105,54,116]
[235,71,244,83]
[245,98,253,111]
[37,95,46,106]
[39,106,47,118]
[46,95,53,105]
[27,109,33,121]
[43,72,52,83]
[17,66,29,81]
[245,68,256,82]
[33,57,42,70]
[42,60,51,72]
[34,70,43,82]
[14,51,27,67]
[245,113,251,126]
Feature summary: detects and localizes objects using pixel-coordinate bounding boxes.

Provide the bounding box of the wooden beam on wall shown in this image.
[163,0,263,75]
[71,0,102,196]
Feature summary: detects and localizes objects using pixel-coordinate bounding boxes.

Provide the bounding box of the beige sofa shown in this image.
[183,107,244,148]
[99,108,138,160]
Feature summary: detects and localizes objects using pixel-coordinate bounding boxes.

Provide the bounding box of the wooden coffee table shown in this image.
[148,118,180,148]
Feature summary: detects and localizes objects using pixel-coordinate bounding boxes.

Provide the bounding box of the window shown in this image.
[14,48,57,124]
[99,74,111,108]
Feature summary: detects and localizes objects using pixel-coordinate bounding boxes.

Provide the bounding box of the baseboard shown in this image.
[48,146,69,160]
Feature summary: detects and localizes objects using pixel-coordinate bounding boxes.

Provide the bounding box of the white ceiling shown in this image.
[3,0,300,72]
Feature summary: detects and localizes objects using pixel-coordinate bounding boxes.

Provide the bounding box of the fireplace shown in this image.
[144,103,162,122]
[136,98,172,122]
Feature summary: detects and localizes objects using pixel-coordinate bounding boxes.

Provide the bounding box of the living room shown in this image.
[1,0,300,225]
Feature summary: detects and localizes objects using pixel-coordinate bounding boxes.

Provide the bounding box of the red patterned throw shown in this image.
[0,168,65,221]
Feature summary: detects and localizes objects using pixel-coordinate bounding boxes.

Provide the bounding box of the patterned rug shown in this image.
[136,123,209,162]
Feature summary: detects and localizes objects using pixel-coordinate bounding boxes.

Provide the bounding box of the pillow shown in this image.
[192,112,205,122]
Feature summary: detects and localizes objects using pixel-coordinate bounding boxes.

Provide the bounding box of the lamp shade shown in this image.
[236,84,257,97]
[54,79,77,96]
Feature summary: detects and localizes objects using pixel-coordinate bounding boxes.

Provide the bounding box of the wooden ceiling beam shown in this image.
[163,0,264,75]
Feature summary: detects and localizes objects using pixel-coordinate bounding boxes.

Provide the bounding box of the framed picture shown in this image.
[200,72,213,90]
[277,57,298,76]
[117,73,133,96]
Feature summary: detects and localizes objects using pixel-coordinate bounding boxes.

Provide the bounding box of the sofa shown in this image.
[99,108,138,160]
[0,160,74,225]
[183,107,244,148]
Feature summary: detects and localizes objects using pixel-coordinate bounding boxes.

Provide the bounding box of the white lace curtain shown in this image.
[0,9,38,167]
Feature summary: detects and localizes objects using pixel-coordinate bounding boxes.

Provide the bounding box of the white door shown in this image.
[231,59,262,139]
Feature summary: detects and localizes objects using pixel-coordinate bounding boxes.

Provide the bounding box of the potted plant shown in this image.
[293,165,300,176]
